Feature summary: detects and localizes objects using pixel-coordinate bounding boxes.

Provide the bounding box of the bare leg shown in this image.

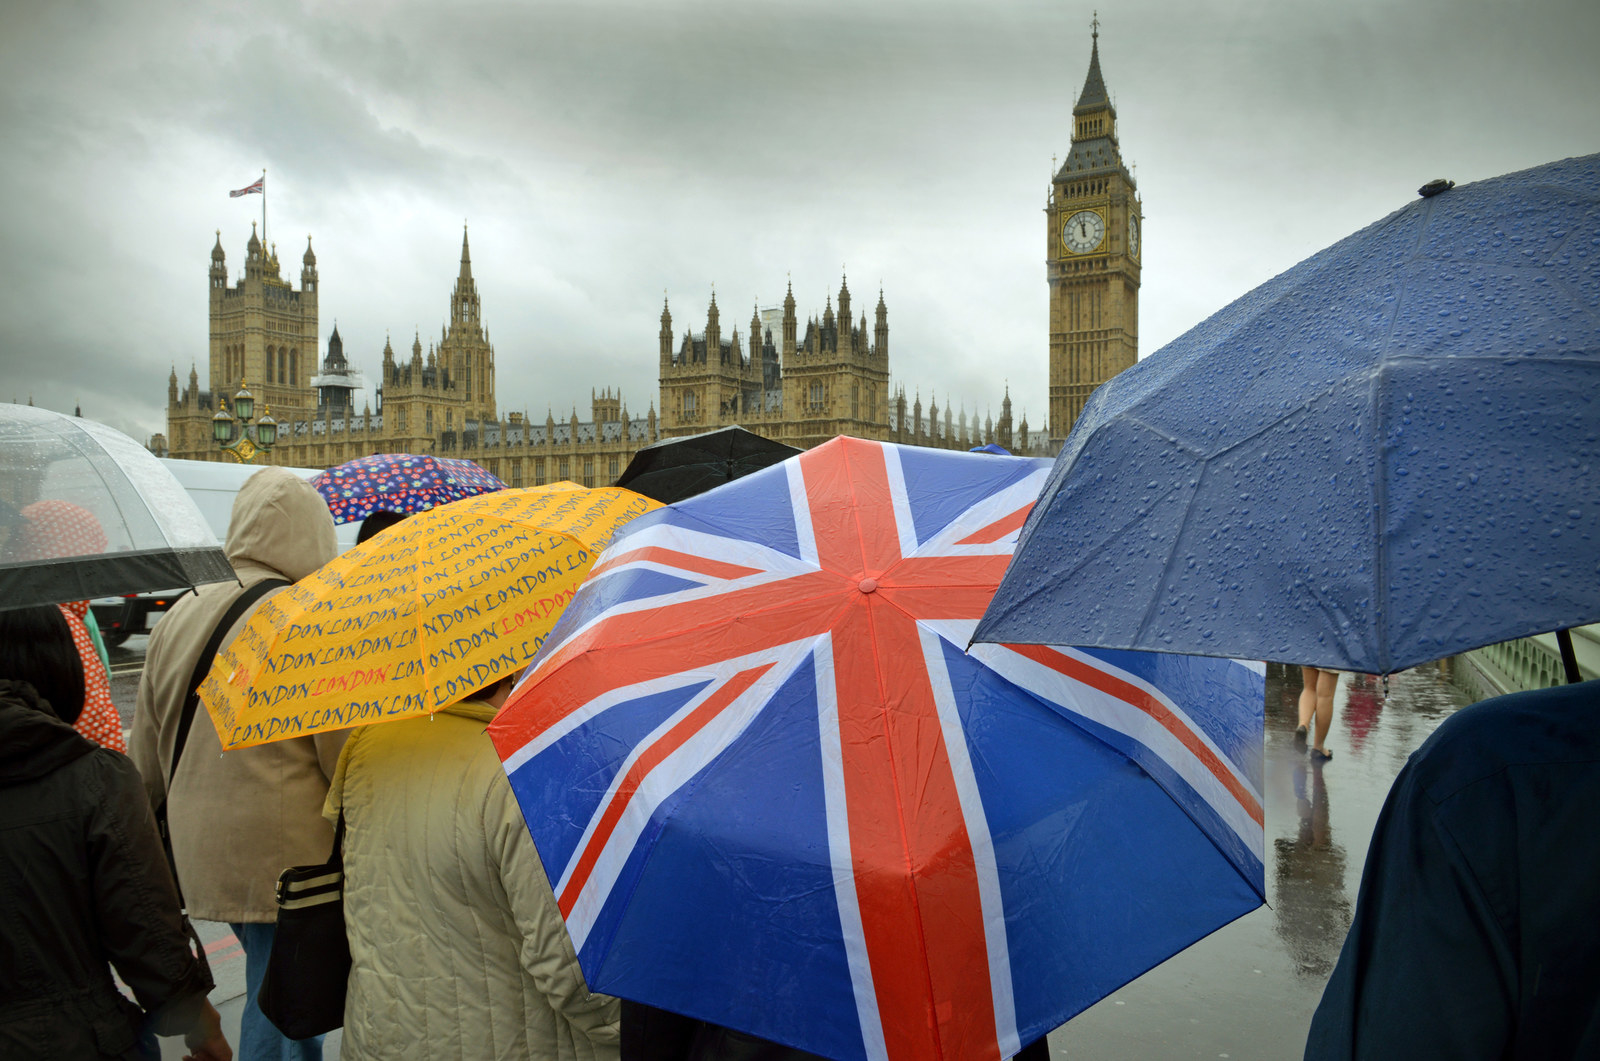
[1298,666,1319,732]
[1311,667,1337,756]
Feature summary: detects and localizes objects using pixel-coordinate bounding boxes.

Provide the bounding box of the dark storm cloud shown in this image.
[2,0,1597,444]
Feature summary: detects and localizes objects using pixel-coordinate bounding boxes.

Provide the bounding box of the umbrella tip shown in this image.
[1418,178,1455,198]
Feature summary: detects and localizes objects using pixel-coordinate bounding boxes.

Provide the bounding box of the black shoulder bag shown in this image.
[257,811,351,1039]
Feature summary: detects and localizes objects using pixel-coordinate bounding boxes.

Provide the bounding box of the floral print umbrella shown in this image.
[310,453,506,525]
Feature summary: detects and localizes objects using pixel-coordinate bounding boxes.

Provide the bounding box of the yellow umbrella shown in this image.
[200,482,659,749]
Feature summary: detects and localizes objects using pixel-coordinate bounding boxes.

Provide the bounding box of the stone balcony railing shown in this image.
[1461,624,1599,699]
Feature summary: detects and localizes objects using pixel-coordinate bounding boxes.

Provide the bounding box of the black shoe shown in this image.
[1294,724,1308,749]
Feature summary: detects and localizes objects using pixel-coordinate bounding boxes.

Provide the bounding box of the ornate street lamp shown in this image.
[213,380,277,464]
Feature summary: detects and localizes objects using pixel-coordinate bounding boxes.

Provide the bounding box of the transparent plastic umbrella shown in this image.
[0,404,233,610]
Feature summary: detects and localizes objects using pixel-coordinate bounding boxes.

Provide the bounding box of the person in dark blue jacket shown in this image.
[1306,678,1600,1059]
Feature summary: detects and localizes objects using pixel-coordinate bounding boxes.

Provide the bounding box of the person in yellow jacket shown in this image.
[326,675,620,1061]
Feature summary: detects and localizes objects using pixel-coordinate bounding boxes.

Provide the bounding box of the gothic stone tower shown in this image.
[657,276,889,449]
[658,290,767,432]
[779,274,890,449]
[208,224,319,427]
[1047,20,1140,447]
[438,227,496,424]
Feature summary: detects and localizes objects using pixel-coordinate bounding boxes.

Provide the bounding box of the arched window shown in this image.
[289,351,298,385]
[265,345,275,383]
[279,349,287,385]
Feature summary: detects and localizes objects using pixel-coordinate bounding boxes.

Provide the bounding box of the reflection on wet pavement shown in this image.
[1273,758,1349,980]
[1047,661,1478,1060]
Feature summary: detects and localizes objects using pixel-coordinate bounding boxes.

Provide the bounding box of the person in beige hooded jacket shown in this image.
[129,466,343,1061]
[326,675,620,1061]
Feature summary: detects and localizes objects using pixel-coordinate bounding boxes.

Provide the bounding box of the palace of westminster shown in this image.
[160,29,1140,485]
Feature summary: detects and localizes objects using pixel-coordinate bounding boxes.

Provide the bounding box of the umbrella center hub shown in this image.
[857,577,879,594]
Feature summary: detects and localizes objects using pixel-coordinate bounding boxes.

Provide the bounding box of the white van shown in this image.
[161,459,360,550]
[90,460,359,643]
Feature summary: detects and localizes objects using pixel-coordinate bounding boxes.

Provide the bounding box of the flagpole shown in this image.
[261,168,267,249]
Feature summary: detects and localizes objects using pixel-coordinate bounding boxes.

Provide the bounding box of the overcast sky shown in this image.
[2,0,1596,445]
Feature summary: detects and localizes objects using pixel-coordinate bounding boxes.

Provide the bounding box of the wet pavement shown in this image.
[106,633,149,733]
[1043,661,1477,1060]
[109,640,1480,1060]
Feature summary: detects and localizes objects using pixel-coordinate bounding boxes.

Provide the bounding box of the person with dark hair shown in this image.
[12,498,126,751]
[354,509,405,546]
[0,605,230,1061]
[0,603,85,723]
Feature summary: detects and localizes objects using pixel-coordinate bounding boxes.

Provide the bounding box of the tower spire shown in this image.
[1077,13,1109,111]
[459,224,473,281]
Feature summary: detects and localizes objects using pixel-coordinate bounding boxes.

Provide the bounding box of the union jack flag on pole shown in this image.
[490,437,1265,1061]
[229,176,264,197]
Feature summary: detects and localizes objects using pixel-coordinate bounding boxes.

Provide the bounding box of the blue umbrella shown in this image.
[975,153,1600,676]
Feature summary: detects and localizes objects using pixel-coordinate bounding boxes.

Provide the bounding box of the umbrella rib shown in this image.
[1365,216,1421,677]
[980,467,1193,643]
[1369,360,1394,676]
[985,642,1267,902]
[853,600,949,1060]
[1132,463,1202,650]
[414,517,432,707]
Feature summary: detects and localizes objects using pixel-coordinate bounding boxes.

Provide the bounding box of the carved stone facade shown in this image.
[167,233,1038,477]
[657,279,1037,454]
[167,228,657,484]
[169,36,1157,480]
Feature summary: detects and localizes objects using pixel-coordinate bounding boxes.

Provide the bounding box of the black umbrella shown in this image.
[614,426,799,503]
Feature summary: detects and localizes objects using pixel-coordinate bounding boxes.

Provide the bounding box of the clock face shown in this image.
[1062,210,1106,255]
[1128,214,1141,259]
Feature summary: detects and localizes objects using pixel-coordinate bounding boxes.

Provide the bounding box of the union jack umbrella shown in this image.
[489,437,1265,1061]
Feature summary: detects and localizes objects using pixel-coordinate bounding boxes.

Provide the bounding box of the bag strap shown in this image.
[329,808,345,868]
[157,577,289,903]
[168,577,289,786]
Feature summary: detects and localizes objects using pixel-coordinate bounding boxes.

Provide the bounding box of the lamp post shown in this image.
[212,380,278,463]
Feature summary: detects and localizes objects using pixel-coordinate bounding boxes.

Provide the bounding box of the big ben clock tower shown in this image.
[1048,18,1140,448]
